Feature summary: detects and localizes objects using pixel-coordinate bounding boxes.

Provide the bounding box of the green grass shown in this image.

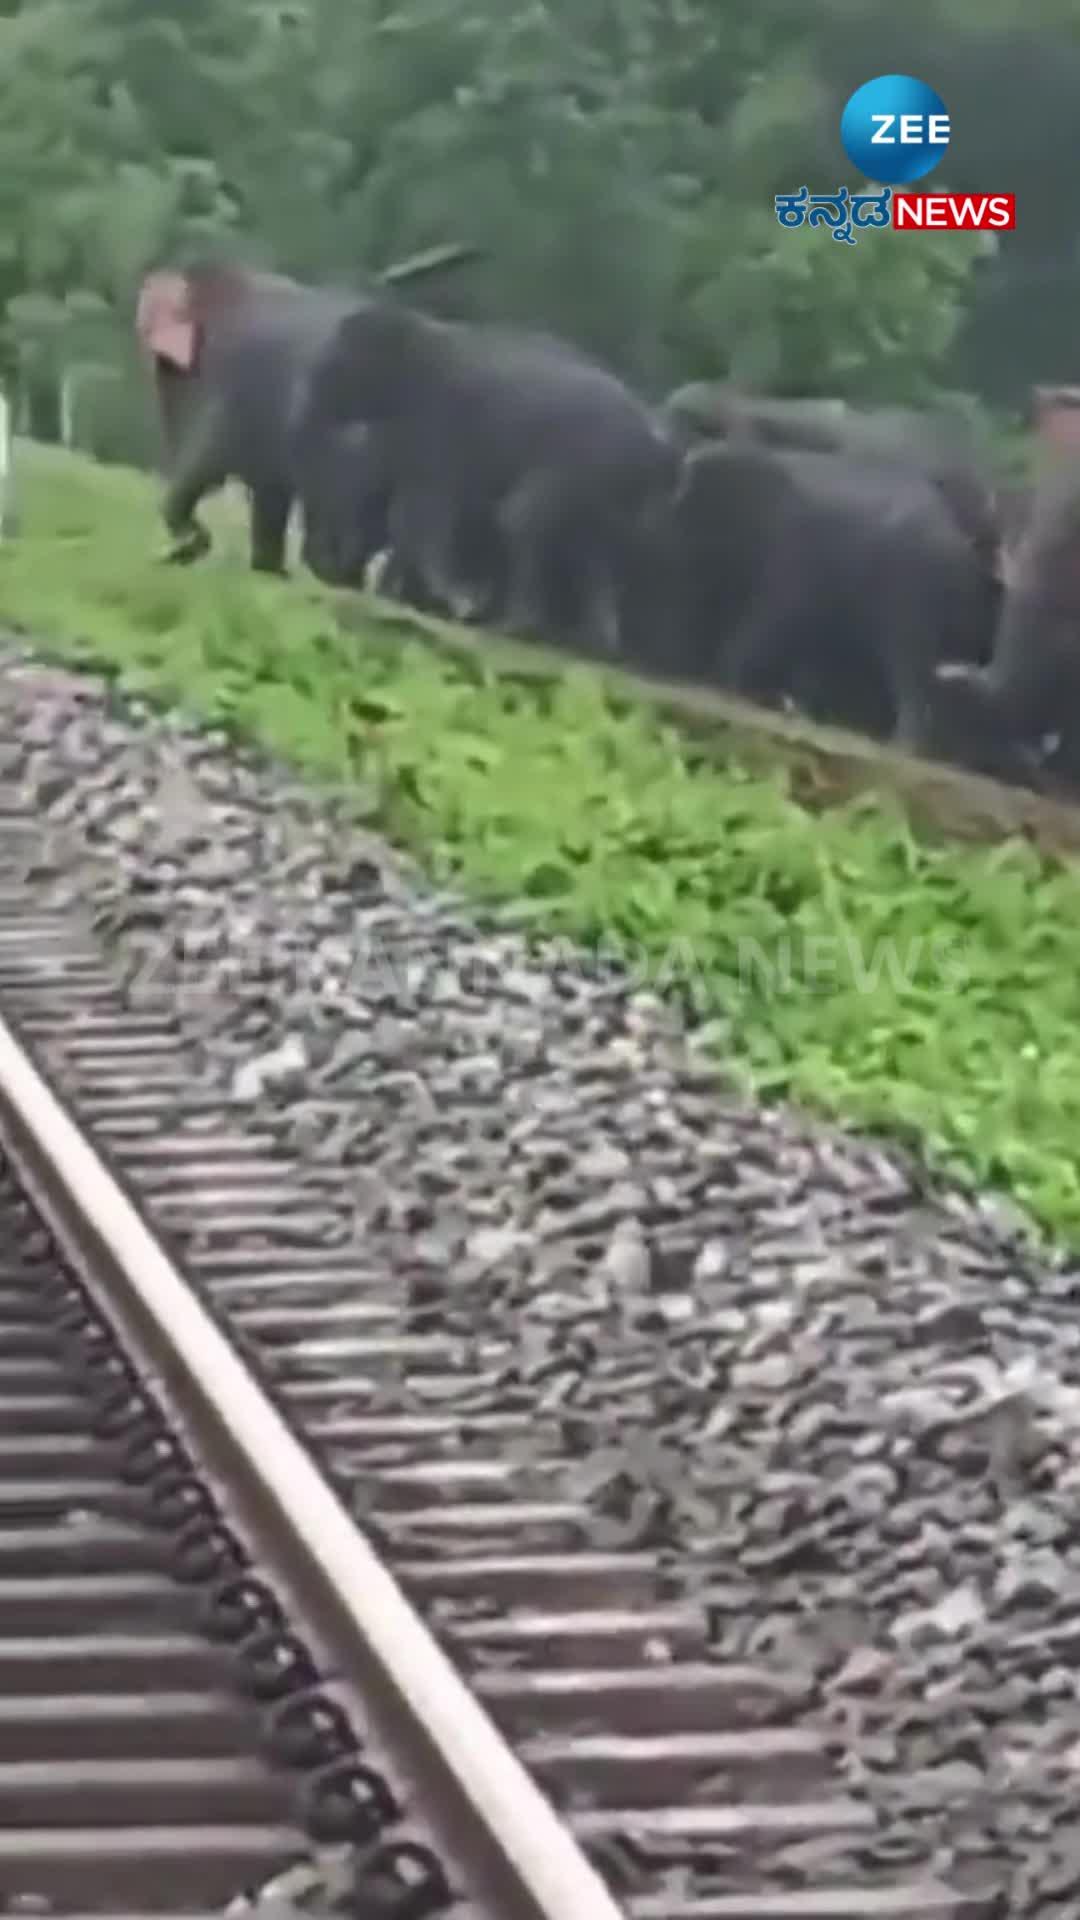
[3,440,1080,1248]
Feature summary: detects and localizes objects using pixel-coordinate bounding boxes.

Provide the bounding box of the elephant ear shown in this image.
[136,271,200,373]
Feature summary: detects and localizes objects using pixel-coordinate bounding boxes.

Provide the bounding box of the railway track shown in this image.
[0,888,620,1919]
[0,790,1000,1920]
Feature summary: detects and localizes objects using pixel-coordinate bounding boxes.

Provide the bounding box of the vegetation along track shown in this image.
[0,712,1009,1917]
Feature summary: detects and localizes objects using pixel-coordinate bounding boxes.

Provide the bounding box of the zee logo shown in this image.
[841,75,950,186]
[871,113,950,147]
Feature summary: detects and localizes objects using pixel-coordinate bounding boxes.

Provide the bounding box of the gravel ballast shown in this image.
[1,641,1078,1915]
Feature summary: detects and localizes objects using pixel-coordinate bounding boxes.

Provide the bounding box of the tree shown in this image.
[3,0,1072,456]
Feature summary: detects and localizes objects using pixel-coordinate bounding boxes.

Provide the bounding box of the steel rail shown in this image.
[0,1003,625,1920]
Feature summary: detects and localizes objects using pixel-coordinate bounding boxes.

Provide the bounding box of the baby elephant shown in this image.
[297,300,680,658]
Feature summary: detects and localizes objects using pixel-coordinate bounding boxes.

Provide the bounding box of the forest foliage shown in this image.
[1,0,1078,461]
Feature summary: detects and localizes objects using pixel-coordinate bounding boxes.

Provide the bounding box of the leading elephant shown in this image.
[661,438,998,746]
[296,300,680,659]
[134,247,479,576]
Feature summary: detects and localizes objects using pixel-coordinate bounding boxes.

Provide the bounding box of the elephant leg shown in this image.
[302,513,358,587]
[387,484,475,616]
[892,686,934,751]
[885,627,934,749]
[584,564,624,658]
[370,518,446,613]
[983,602,1074,744]
[722,573,809,702]
[614,526,673,676]
[250,483,292,576]
[162,468,214,565]
[339,526,388,590]
[352,496,393,588]
[493,475,556,638]
[496,474,614,652]
[885,549,969,751]
[885,592,945,750]
[303,485,389,589]
[596,511,664,664]
[445,509,508,627]
[670,573,733,685]
[564,510,626,658]
[458,574,504,628]
[161,399,229,566]
[377,547,444,613]
[372,549,404,599]
[299,506,324,580]
[923,666,1029,779]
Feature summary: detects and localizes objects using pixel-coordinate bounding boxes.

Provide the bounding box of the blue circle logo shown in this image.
[840,75,950,186]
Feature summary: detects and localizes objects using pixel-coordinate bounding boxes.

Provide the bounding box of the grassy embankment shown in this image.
[4,439,1080,1248]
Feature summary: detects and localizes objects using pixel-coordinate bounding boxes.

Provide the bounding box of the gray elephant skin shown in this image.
[296,419,484,615]
[135,251,478,578]
[296,299,680,657]
[661,383,1001,590]
[296,422,390,589]
[660,438,998,748]
[138,259,1045,792]
[927,458,1080,786]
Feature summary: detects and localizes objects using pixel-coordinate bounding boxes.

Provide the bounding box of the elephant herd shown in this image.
[135,258,1080,799]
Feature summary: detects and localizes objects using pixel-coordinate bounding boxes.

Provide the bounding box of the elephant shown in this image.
[296,417,501,619]
[296,422,390,589]
[923,459,1080,790]
[660,383,1002,598]
[661,439,999,747]
[295,299,681,658]
[134,247,479,576]
[663,384,851,452]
